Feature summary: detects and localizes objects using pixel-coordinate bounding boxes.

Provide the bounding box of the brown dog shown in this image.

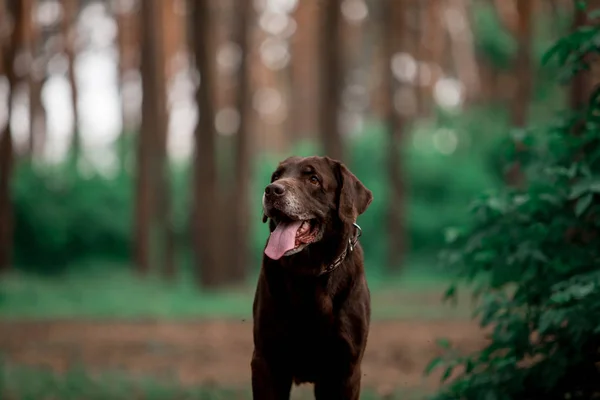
[251,156,373,400]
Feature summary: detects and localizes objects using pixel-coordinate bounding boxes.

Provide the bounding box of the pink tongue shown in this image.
[265,220,303,260]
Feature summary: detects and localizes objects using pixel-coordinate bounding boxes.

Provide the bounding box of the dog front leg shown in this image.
[251,353,292,400]
[313,366,361,400]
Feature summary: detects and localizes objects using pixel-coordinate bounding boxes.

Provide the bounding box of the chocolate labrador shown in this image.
[251,156,373,399]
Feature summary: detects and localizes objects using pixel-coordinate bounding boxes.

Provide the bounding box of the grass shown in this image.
[0,261,474,320]
[0,362,430,400]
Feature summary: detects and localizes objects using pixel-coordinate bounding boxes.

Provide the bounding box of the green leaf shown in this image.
[444,228,462,244]
[436,338,452,349]
[443,284,457,303]
[569,179,600,199]
[589,9,600,20]
[587,84,600,110]
[484,391,498,400]
[569,181,590,199]
[573,282,595,299]
[575,193,593,216]
[441,365,454,383]
[542,40,566,65]
[465,358,475,374]
[424,356,444,375]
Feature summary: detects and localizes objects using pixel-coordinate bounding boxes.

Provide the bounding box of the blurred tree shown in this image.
[505,0,532,187]
[445,0,480,103]
[417,0,442,115]
[339,0,366,125]
[290,0,319,142]
[135,0,174,277]
[319,0,344,161]
[27,0,47,159]
[382,0,407,271]
[511,0,532,127]
[475,0,504,104]
[61,0,80,164]
[494,0,518,35]
[189,0,223,288]
[19,0,36,159]
[569,0,600,110]
[0,0,25,273]
[228,0,253,283]
[114,0,140,170]
[134,0,154,276]
[0,0,12,273]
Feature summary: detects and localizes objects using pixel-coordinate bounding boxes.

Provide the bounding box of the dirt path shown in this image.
[0,320,486,395]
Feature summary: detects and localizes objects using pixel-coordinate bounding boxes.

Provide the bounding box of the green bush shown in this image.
[427,6,600,399]
[12,163,133,270]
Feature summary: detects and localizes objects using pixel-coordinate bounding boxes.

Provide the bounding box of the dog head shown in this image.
[262,156,373,260]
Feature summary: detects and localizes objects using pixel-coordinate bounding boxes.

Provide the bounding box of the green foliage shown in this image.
[12,163,133,270]
[428,7,600,399]
[350,119,502,268]
[11,115,502,275]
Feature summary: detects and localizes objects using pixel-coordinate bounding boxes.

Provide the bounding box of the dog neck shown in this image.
[319,222,362,275]
[263,222,362,277]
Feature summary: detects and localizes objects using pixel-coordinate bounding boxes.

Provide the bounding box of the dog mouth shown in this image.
[264,216,321,260]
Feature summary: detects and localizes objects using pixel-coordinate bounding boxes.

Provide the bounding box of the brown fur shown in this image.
[252,156,373,399]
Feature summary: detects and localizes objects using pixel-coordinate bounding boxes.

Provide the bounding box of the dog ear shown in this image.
[331,159,373,224]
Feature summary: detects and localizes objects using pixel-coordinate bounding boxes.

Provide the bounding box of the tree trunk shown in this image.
[29,75,46,158]
[494,0,519,35]
[572,1,600,113]
[133,134,151,275]
[134,17,152,277]
[28,0,47,159]
[228,0,253,283]
[414,0,425,115]
[319,0,344,161]
[445,0,480,103]
[114,3,139,171]
[0,82,13,274]
[511,0,532,128]
[151,0,174,279]
[0,0,20,274]
[570,3,589,111]
[150,2,174,281]
[505,0,532,187]
[115,9,128,170]
[62,0,80,164]
[382,0,406,272]
[135,0,173,277]
[189,0,222,288]
[290,0,319,142]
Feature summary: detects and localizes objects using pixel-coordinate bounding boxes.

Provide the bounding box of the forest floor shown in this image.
[0,268,486,398]
[0,319,486,399]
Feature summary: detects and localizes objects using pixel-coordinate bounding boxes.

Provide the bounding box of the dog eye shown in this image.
[271,173,279,182]
[309,175,319,185]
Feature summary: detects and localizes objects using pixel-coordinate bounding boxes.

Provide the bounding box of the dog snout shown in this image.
[265,183,286,198]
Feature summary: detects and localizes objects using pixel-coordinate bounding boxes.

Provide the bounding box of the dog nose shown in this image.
[265,183,285,197]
